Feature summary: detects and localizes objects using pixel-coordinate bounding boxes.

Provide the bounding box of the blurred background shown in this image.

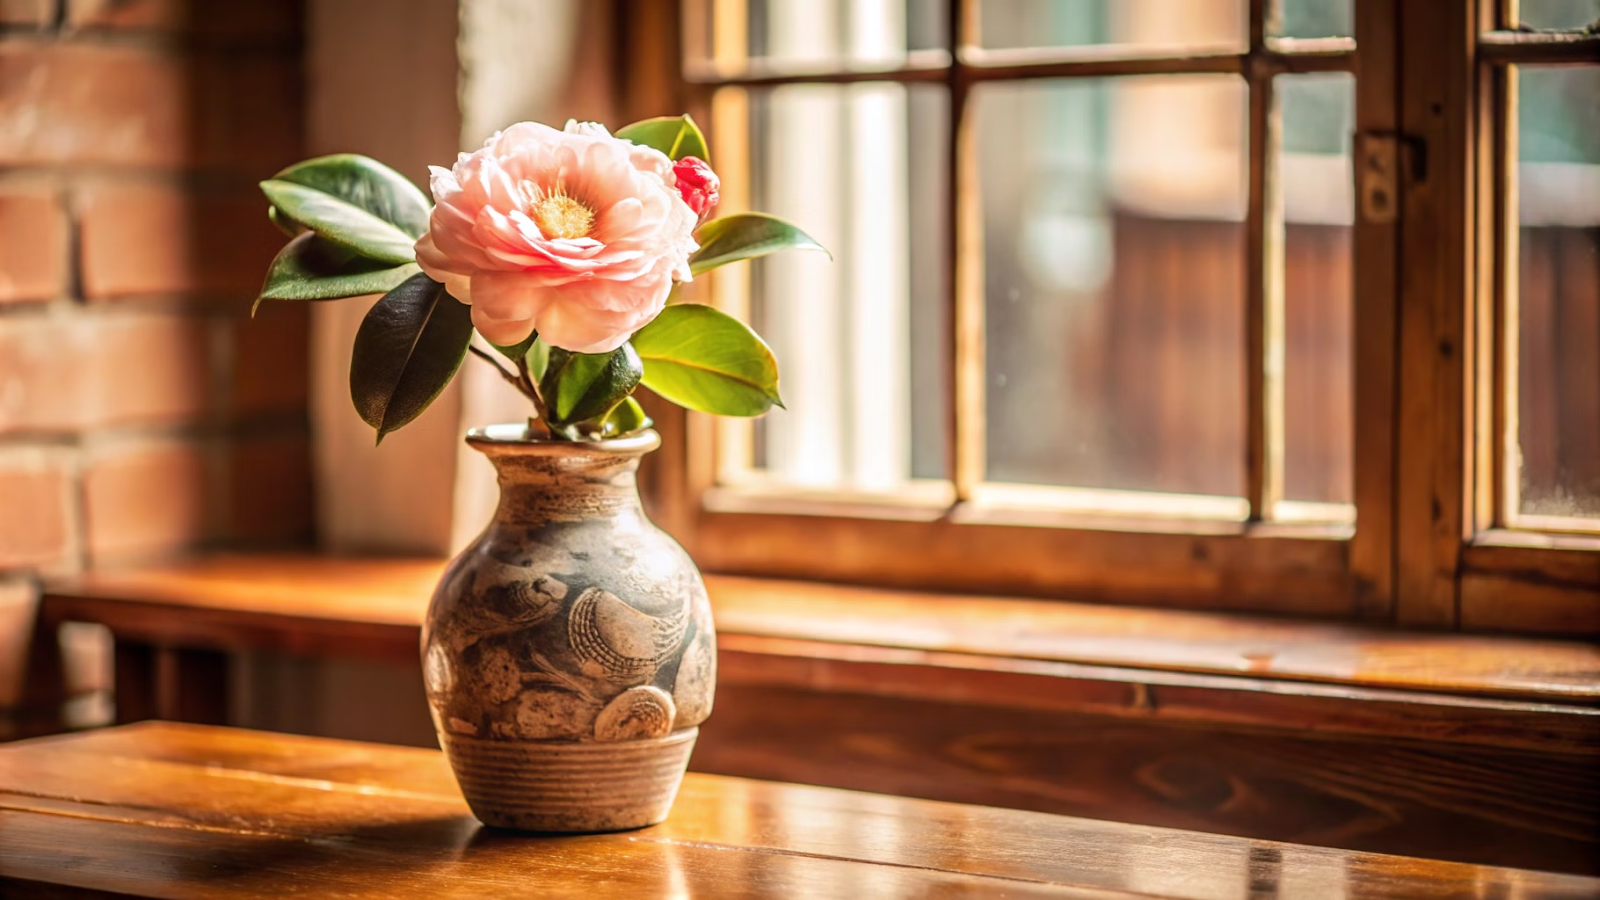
[1,0,1597,875]
[2,0,1598,738]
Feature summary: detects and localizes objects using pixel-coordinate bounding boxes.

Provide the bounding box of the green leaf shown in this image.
[270,154,431,237]
[255,232,420,313]
[689,213,828,276]
[527,337,551,382]
[615,114,710,163]
[350,274,475,443]
[260,154,431,266]
[267,205,305,238]
[539,343,643,426]
[631,304,782,417]
[597,397,652,438]
[490,332,538,362]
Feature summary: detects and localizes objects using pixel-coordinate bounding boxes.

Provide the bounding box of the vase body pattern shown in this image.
[422,428,715,832]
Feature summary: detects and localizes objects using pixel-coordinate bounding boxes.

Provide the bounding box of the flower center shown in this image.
[528,185,595,240]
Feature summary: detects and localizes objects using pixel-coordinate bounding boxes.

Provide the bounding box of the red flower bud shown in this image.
[672,156,720,222]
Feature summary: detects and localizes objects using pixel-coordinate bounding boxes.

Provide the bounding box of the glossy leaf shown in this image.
[615,115,710,163]
[527,337,550,382]
[539,343,643,425]
[260,154,431,266]
[632,303,782,416]
[255,232,419,313]
[267,205,305,238]
[490,332,538,362]
[689,213,828,276]
[597,396,652,438]
[270,154,431,236]
[350,274,474,443]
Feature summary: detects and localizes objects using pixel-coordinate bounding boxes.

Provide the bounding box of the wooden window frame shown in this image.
[625,0,1600,633]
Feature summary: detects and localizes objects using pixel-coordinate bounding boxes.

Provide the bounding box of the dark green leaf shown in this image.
[261,180,418,265]
[260,155,431,266]
[539,343,643,426]
[689,213,828,276]
[255,232,419,313]
[490,332,538,362]
[350,274,475,443]
[632,304,782,417]
[271,154,431,237]
[615,115,710,162]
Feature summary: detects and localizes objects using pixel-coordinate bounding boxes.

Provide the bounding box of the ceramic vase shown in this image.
[422,426,715,832]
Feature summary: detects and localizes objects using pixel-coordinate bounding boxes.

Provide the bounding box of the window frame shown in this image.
[626,0,1600,632]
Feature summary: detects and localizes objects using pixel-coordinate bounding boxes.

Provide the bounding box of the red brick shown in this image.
[83,438,210,562]
[0,447,73,569]
[65,0,300,39]
[231,301,308,417]
[0,311,213,434]
[0,44,300,173]
[224,431,311,544]
[0,0,56,27]
[0,184,67,304]
[80,182,284,301]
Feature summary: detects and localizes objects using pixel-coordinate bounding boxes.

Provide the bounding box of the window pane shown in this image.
[1517,0,1600,30]
[976,76,1247,497]
[1279,0,1352,38]
[727,83,950,490]
[693,0,946,69]
[977,0,1244,54]
[1516,66,1600,519]
[1282,73,1355,505]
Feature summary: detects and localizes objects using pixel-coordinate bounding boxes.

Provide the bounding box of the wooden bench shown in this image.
[37,552,1600,874]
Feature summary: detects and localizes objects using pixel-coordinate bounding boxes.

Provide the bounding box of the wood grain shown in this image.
[1,722,1596,899]
[35,556,1599,875]
[1350,0,1401,620]
[696,682,1600,876]
[40,555,1600,699]
[1394,0,1477,627]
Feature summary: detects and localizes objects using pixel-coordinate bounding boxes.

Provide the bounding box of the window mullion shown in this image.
[1349,0,1403,619]
[1246,0,1286,523]
[949,0,984,501]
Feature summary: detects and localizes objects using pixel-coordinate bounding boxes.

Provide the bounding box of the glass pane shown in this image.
[693,0,947,70]
[1517,0,1600,30]
[976,76,1247,496]
[725,83,950,490]
[1279,0,1353,38]
[1516,66,1600,519]
[1282,73,1355,505]
[977,0,1244,54]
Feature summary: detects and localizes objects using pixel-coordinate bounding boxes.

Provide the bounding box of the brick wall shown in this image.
[0,0,313,712]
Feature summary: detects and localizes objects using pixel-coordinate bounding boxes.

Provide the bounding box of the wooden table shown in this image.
[2,723,1596,899]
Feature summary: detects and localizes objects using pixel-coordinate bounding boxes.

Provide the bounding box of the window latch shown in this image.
[1353,131,1423,225]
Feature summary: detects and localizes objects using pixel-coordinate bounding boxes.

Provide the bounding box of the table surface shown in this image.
[1,723,1596,899]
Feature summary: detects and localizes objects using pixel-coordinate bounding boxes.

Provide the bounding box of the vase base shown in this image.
[440,727,698,833]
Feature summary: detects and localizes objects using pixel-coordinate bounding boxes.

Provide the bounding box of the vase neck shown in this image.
[468,431,658,526]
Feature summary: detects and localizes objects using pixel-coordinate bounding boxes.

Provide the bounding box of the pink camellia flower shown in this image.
[414,120,699,353]
[672,156,720,223]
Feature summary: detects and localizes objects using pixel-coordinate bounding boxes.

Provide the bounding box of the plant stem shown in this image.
[467,345,525,394]
[467,344,552,439]
[516,355,553,434]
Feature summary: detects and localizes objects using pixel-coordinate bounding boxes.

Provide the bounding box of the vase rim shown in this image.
[465,424,661,456]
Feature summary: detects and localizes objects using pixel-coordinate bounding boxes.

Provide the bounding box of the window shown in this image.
[637,0,1600,631]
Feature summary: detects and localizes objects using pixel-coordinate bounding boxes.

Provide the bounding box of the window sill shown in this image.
[39,553,1598,752]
